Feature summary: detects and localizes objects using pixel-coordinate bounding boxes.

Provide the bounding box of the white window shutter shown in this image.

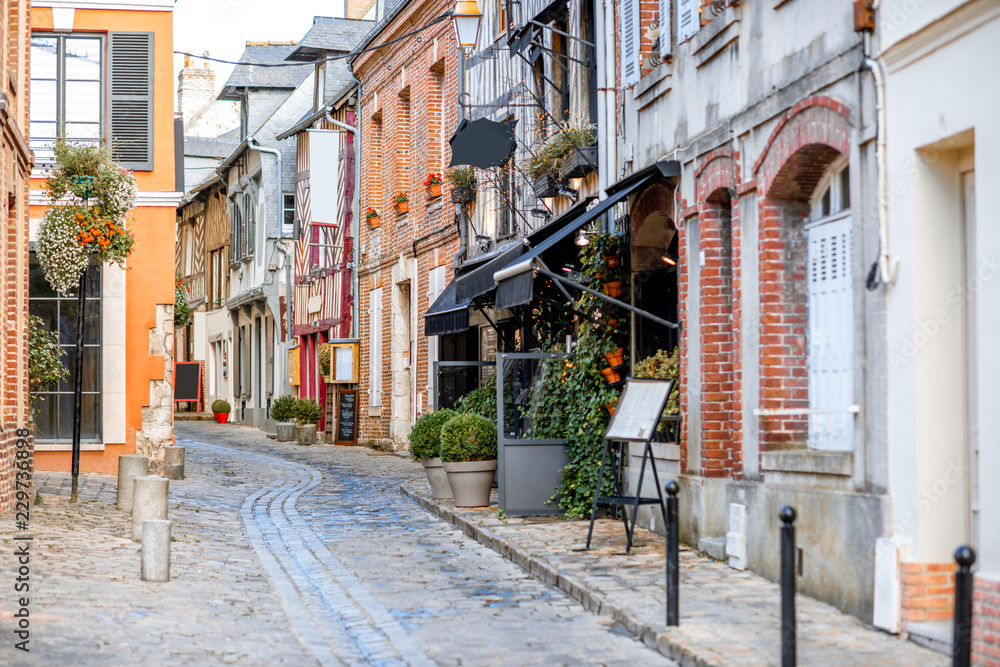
[659,0,671,59]
[678,0,699,42]
[369,287,383,406]
[620,0,640,87]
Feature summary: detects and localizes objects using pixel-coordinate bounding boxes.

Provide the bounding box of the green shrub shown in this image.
[634,347,680,415]
[294,398,323,425]
[440,413,497,463]
[271,394,298,422]
[211,399,231,413]
[408,409,457,461]
[318,344,331,377]
[454,372,497,419]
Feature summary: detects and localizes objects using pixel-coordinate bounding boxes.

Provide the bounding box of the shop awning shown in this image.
[454,243,525,302]
[424,276,472,337]
[493,163,676,311]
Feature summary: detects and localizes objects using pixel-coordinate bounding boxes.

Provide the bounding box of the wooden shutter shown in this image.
[620,0,640,87]
[108,32,154,170]
[678,0,699,42]
[659,0,672,60]
[369,287,383,406]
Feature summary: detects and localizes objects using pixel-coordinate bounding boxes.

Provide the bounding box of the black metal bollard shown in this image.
[665,481,679,626]
[953,545,976,667]
[780,506,797,667]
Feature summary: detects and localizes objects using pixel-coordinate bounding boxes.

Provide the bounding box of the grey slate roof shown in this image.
[286,17,375,61]
[274,80,358,141]
[218,44,311,100]
[184,136,240,159]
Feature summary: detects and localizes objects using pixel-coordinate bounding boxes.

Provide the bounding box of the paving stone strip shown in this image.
[401,482,949,667]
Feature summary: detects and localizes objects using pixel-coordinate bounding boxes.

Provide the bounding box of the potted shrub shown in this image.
[635,347,682,441]
[318,343,332,383]
[394,192,409,215]
[294,398,323,445]
[440,413,498,507]
[408,409,458,499]
[559,123,598,181]
[211,399,231,424]
[365,207,381,228]
[445,166,476,203]
[424,173,443,199]
[271,394,298,441]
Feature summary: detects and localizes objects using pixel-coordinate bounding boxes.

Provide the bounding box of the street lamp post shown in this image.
[69,175,94,503]
[451,0,482,56]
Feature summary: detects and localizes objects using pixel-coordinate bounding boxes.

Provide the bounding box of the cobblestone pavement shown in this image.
[402,486,950,667]
[0,422,673,666]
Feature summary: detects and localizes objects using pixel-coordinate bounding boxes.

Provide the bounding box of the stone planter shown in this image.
[422,457,454,499]
[560,145,598,180]
[276,422,295,442]
[443,460,498,507]
[295,424,317,445]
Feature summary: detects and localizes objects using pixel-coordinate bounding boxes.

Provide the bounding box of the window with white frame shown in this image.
[283,193,295,237]
[806,159,854,451]
[368,287,383,406]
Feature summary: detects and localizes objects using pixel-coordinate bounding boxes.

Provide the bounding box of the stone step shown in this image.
[173,412,215,421]
[698,536,727,561]
[906,620,952,655]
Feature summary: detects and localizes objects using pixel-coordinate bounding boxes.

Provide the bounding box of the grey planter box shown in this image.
[560,145,598,180]
[531,173,560,198]
[498,439,569,516]
[450,184,476,203]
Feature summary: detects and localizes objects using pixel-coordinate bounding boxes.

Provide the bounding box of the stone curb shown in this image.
[400,483,728,667]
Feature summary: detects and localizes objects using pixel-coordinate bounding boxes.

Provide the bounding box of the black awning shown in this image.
[424,276,472,337]
[606,158,680,195]
[454,243,525,302]
[494,171,659,310]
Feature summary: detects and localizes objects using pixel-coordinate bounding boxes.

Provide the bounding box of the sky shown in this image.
[172,0,346,104]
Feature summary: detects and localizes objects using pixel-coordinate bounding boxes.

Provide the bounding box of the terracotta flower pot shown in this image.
[605,348,624,367]
[426,183,442,198]
[606,402,616,415]
[213,412,229,424]
[600,367,622,384]
[367,215,381,228]
[604,254,621,268]
[422,457,453,499]
[603,280,623,298]
[394,201,410,215]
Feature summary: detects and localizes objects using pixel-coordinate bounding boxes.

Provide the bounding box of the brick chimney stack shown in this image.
[177,53,216,122]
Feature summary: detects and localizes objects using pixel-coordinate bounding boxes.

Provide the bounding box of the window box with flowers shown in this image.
[365,207,381,228]
[559,123,598,181]
[394,193,409,215]
[445,166,476,203]
[424,173,443,199]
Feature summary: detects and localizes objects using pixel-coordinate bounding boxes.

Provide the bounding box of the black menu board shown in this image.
[336,390,358,445]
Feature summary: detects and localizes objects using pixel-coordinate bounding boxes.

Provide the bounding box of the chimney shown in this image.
[177,54,216,123]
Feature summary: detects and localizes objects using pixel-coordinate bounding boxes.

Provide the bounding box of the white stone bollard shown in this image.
[117,455,149,511]
[132,476,169,542]
[141,519,171,582]
[164,446,185,480]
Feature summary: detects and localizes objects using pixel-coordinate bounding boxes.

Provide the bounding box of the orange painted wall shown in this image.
[30,7,175,475]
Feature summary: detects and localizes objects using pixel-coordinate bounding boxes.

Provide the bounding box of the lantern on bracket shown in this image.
[452,0,483,55]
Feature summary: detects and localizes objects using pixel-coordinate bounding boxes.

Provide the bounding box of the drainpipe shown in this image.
[248,138,293,394]
[861,2,898,286]
[324,107,361,339]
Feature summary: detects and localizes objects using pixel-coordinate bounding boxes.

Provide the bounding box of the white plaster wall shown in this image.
[883,5,1000,570]
[102,264,127,445]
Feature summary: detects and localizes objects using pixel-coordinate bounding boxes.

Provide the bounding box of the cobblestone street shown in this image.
[0,422,672,666]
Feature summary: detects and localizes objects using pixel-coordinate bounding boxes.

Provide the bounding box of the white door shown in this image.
[807,213,854,450]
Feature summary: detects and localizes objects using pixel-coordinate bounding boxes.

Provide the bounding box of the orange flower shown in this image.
[76,213,84,220]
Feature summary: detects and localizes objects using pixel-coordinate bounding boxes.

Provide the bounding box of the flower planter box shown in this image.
[450,184,476,203]
[426,183,442,199]
[531,173,560,199]
[366,215,381,228]
[394,201,410,215]
[560,145,598,180]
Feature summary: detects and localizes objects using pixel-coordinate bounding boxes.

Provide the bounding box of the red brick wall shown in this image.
[900,561,955,629]
[974,575,1000,666]
[354,2,461,443]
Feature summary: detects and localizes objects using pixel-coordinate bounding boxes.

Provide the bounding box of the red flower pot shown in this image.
[213,412,229,424]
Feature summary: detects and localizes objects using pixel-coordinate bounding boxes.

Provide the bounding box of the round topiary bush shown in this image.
[294,398,323,425]
[271,394,298,422]
[440,413,497,463]
[408,409,457,461]
[211,399,231,414]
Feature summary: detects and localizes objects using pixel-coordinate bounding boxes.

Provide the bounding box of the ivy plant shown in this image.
[28,315,69,408]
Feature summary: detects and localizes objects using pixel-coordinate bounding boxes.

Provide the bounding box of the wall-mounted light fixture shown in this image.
[576,230,590,247]
[452,0,483,55]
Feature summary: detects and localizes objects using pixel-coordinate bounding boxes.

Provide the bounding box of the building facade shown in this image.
[29,0,179,475]
[0,0,32,512]
[877,0,998,656]
[352,0,462,448]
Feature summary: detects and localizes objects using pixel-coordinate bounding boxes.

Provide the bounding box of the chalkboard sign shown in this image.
[335,390,358,446]
[174,361,203,409]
